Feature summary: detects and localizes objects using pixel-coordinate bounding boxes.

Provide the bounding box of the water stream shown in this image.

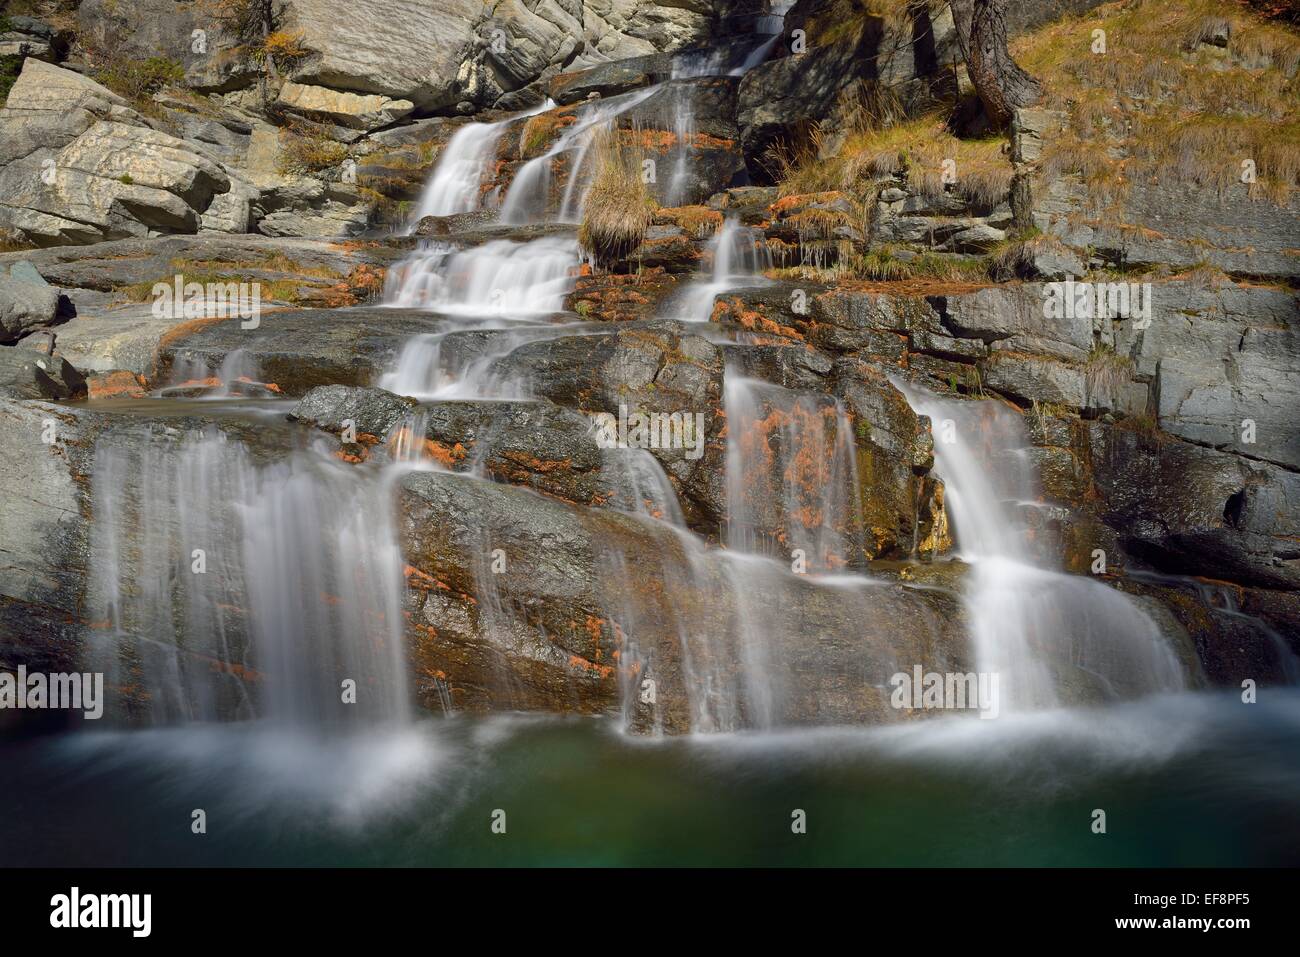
[8,2,1297,866]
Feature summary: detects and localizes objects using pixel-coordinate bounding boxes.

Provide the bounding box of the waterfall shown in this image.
[675,217,772,323]
[730,0,794,75]
[896,383,1187,711]
[497,88,658,225]
[383,236,581,313]
[87,427,414,727]
[408,121,506,225]
[407,100,553,229]
[724,371,863,569]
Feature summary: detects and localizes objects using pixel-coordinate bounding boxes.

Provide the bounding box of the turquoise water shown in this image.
[3,690,1298,866]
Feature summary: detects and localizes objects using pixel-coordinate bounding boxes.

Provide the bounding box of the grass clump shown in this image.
[278,119,349,175]
[770,116,1013,210]
[578,127,656,268]
[252,29,310,71]
[1083,341,1136,401]
[93,55,185,102]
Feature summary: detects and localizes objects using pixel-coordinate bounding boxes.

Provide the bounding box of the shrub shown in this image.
[94,56,185,101]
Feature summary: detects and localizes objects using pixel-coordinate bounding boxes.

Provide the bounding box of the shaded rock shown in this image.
[489,321,727,525]
[0,348,87,401]
[1088,424,1300,591]
[0,261,61,343]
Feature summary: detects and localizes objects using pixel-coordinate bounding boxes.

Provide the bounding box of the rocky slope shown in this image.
[0,0,1296,730]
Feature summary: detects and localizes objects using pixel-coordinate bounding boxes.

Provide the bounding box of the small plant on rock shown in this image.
[578,127,656,268]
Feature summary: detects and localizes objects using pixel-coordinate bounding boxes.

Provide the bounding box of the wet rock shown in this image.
[723,343,833,391]
[398,467,972,731]
[157,307,444,395]
[615,77,747,206]
[289,384,418,440]
[547,52,669,105]
[567,270,680,322]
[490,321,727,525]
[85,369,148,400]
[834,358,945,560]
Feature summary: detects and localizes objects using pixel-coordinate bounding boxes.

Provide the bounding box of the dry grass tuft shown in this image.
[578,127,657,267]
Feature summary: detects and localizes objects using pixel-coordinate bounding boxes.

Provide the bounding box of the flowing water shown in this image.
[674,217,773,323]
[896,384,1189,711]
[6,9,1298,868]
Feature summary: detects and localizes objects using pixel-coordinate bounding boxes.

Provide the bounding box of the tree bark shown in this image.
[963,0,1043,128]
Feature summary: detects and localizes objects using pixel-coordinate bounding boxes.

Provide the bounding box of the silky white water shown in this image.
[896,383,1187,710]
[675,217,772,323]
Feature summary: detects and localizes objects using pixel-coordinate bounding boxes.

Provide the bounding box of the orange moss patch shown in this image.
[87,370,148,399]
[567,654,615,680]
[656,204,723,238]
[155,314,230,353]
[619,128,735,152]
[770,191,847,216]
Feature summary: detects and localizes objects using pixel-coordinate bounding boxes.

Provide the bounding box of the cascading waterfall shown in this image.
[407,100,553,228]
[408,120,506,224]
[383,235,581,314]
[675,217,772,323]
[896,383,1187,710]
[731,0,794,75]
[87,427,414,728]
[498,88,659,225]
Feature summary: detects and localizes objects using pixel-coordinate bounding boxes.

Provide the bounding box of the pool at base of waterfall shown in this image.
[3,689,1298,866]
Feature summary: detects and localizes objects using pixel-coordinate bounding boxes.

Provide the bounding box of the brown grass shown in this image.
[1015,0,1300,207]
[771,116,1013,209]
[578,127,657,267]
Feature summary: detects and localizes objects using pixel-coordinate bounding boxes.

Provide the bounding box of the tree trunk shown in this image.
[964,0,1042,128]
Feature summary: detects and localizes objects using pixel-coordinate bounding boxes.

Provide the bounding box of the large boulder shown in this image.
[0,261,62,343]
[0,348,87,401]
[0,61,240,246]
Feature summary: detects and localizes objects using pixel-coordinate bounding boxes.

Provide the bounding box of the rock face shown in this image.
[0,60,238,245]
[156,307,444,394]
[275,0,721,111]
[0,348,87,401]
[398,467,972,732]
[490,320,728,526]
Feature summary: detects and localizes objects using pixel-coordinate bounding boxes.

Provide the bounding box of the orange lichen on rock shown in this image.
[567,654,615,679]
[87,370,148,399]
